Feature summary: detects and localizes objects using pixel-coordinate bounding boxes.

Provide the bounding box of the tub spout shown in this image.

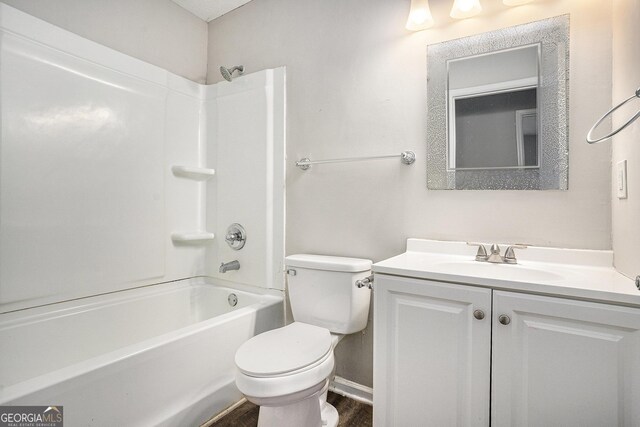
[220,260,240,273]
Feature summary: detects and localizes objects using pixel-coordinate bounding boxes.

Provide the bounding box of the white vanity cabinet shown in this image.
[374,275,640,427]
[373,274,492,426]
[492,291,640,427]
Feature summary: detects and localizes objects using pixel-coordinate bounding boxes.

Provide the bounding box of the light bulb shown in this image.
[406,0,434,31]
[450,0,482,19]
[503,0,534,5]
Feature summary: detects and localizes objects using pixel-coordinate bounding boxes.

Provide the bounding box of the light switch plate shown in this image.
[617,160,628,199]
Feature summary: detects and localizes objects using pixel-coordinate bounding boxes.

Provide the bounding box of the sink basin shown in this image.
[373,239,638,313]
[432,261,565,282]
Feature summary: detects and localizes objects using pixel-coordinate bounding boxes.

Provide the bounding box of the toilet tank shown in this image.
[285,254,372,334]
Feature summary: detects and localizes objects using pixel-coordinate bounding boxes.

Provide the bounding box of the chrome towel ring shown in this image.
[587,87,640,144]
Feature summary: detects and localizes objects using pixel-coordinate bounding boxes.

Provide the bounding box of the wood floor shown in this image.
[210,392,372,427]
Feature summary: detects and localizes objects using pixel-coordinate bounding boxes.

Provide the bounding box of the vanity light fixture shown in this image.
[406,0,434,31]
[503,0,535,5]
[450,0,482,19]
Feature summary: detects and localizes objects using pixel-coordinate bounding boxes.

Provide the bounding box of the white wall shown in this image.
[207,0,614,387]
[611,0,640,280]
[0,0,208,83]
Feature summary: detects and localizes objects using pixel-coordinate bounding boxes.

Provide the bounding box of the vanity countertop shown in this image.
[373,239,639,307]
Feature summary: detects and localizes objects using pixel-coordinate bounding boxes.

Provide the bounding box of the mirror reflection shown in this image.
[426,15,569,190]
[447,45,540,170]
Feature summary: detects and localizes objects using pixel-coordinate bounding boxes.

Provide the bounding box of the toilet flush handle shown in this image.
[356,275,374,289]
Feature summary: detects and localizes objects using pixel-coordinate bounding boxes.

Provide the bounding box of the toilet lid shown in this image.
[235,322,332,377]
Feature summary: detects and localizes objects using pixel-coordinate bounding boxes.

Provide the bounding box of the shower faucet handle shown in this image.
[466,242,488,262]
[225,232,242,243]
[225,223,246,250]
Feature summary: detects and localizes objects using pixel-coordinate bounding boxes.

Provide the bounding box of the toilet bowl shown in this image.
[235,322,336,427]
[234,254,372,427]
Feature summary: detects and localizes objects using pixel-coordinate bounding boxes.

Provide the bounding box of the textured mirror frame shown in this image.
[426,15,570,190]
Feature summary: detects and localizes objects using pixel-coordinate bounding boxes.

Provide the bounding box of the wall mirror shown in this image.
[426,15,569,190]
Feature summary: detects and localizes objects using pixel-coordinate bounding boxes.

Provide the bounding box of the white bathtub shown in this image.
[0,278,284,426]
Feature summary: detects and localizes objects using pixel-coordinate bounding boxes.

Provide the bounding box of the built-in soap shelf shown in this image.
[171,232,215,243]
[171,165,216,181]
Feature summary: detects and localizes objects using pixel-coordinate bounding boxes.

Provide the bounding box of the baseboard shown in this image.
[200,398,247,427]
[329,376,373,406]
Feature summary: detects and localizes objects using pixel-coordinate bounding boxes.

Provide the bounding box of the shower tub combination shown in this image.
[0,279,283,426]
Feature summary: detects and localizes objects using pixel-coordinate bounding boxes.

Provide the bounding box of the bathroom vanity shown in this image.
[372,239,640,427]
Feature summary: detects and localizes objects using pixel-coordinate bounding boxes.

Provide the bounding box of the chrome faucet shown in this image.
[226,232,243,244]
[219,260,240,273]
[467,242,527,264]
[487,244,504,263]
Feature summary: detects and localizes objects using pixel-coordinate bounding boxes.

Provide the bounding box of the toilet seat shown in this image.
[235,322,332,377]
[235,323,335,399]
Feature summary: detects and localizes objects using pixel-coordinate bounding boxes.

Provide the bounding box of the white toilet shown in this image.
[234,254,372,427]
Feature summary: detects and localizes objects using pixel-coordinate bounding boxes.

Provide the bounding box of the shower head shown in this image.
[220,65,244,82]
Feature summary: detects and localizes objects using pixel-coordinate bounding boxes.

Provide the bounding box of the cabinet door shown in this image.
[373,275,491,427]
[492,291,640,427]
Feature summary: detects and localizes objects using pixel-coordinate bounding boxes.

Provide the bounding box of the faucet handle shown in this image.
[225,232,240,243]
[466,242,488,261]
[504,244,527,264]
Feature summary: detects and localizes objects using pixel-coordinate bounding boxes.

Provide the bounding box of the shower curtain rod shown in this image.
[295,151,416,170]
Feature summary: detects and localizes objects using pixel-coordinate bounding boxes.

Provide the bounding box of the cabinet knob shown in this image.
[473,309,485,320]
[498,314,511,325]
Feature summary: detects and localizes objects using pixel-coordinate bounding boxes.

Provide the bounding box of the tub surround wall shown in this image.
[0,5,206,312]
[0,0,208,83]
[204,70,286,290]
[206,0,613,388]
[0,5,285,314]
[611,0,640,280]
